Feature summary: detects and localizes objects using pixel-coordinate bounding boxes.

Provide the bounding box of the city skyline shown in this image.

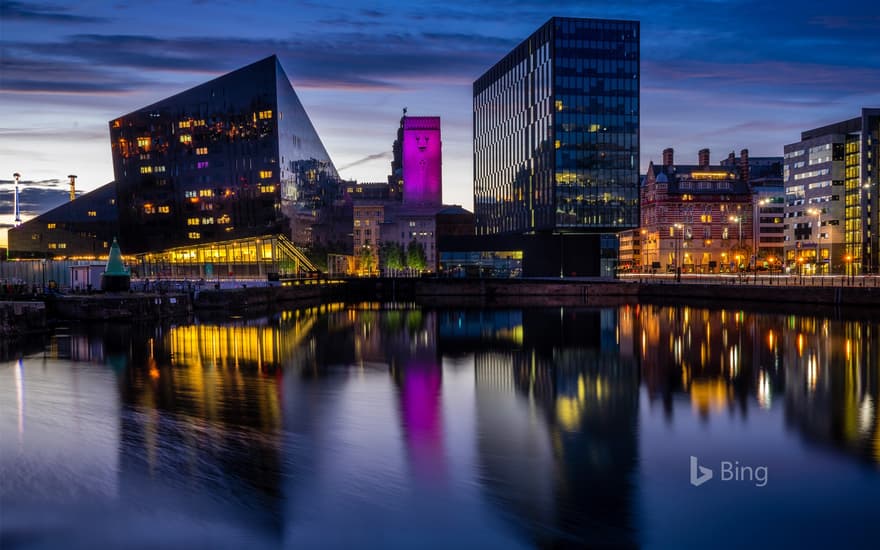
[2,0,880,247]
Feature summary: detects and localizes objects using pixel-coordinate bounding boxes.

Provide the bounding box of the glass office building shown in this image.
[110,55,338,254]
[474,17,640,236]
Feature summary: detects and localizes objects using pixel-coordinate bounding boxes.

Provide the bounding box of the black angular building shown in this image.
[111,55,337,254]
[474,17,640,236]
[9,56,338,276]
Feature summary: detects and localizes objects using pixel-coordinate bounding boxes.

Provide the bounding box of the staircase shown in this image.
[276,235,319,275]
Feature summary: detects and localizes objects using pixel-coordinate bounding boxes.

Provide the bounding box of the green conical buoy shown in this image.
[102,237,131,291]
[104,238,129,276]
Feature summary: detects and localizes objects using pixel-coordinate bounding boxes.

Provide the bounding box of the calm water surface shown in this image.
[1,303,879,549]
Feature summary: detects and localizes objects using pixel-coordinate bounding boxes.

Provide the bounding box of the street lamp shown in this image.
[845,254,853,285]
[797,256,805,285]
[729,214,745,277]
[807,207,822,275]
[673,223,683,282]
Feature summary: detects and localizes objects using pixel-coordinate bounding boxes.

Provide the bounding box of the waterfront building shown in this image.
[110,55,337,254]
[640,148,754,273]
[9,56,338,276]
[783,109,880,274]
[617,229,641,272]
[719,152,785,268]
[350,114,474,275]
[471,16,640,276]
[7,182,118,259]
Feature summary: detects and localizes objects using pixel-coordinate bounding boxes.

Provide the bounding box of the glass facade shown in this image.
[474,17,639,235]
[785,109,880,274]
[110,56,337,254]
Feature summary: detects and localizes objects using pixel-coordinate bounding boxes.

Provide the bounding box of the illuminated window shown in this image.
[185,190,197,198]
[158,206,170,214]
[136,136,150,149]
[202,217,214,225]
[58,243,67,249]
[140,166,153,174]
[103,242,108,248]
[197,161,209,169]
[188,232,201,239]
[259,184,275,193]
[87,211,97,217]
[199,189,214,197]
[196,147,208,155]
[140,153,150,161]
[194,119,205,127]
[700,214,712,223]
[47,223,56,229]
[48,243,57,250]
[187,218,200,226]
[154,165,165,173]
[112,120,121,128]
[555,100,563,111]
[259,170,272,179]
[258,110,273,119]
[217,214,231,224]
[143,204,155,214]
[555,140,561,149]
[180,134,192,144]
[179,120,191,129]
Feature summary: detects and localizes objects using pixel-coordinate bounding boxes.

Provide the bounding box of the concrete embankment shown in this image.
[636,282,880,307]
[48,293,191,321]
[352,278,880,308]
[193,283,332,311]
[0,301,47,339]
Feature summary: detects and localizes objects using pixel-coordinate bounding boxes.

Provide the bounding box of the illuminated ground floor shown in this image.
[134,235,317,280]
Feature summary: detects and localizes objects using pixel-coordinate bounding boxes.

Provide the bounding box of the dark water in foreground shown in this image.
[1,303,879,549]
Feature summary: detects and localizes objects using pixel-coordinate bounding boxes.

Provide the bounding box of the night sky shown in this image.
[1,0,879,244]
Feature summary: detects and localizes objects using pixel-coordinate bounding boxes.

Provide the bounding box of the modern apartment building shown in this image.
[783,109,880,274]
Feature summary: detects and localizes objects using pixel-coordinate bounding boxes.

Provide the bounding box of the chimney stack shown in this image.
[662,148,674,166]
[740,149,750,183]
[698,148,710,168]
[13,172,21,227]
[68,174,77,202]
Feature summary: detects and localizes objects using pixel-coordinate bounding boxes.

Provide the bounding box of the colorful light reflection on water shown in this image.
[1,303,878,548]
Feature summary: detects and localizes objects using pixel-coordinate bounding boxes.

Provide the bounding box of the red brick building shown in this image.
[641,148,754,273]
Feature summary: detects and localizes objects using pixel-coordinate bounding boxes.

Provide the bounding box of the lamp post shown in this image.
[729,215,744,277]
[674,223,683,282]
[797,256,805,285]
[13,172,22,227]
[845,254,853,285]
[807,207,822,275]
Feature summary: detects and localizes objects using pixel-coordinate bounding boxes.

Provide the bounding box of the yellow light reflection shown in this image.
[690,379,729,415]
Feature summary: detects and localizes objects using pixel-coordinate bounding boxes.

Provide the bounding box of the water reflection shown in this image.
[1,302,878,548]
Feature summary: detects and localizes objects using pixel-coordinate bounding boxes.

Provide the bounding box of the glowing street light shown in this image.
[807,207,823,274]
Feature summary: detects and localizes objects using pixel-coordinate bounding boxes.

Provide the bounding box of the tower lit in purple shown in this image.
[402,116,442,206]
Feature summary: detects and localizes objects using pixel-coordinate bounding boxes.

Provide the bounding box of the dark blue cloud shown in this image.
[0,1,107,23]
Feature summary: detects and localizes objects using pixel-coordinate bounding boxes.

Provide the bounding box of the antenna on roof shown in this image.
[403,107,407,116]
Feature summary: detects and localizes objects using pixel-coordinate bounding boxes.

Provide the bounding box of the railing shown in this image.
[276,235,319,275]
[619,272,880,287]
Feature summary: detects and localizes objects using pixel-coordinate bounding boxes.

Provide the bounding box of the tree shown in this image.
[380,242,405,275]
[406,240,427,273]
[358,246,375,275]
